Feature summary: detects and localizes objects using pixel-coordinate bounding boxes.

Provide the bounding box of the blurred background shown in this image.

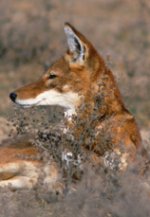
[0,0,149,137]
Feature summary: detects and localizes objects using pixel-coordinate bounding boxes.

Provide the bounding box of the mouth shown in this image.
[15,99,45,108]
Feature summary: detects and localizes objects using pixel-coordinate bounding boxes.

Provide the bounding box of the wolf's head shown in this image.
[10,23,105,117]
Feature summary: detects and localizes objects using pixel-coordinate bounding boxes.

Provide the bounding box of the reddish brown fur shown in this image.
[3,23,142,190]
[0,145,38,165]
[14,23,141,162]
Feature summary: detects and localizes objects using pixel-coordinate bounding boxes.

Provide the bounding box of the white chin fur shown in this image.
[16,89,80,117]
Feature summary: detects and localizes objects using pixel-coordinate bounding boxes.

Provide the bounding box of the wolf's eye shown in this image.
[48,73,57,79]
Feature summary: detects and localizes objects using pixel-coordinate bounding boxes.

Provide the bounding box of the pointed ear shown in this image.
[64,23,87,64]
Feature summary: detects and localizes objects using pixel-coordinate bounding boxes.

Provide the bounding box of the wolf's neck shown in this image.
[64,68,126,123]
[95,68,126,116]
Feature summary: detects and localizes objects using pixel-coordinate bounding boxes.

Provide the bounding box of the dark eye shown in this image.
[48,73,57,79]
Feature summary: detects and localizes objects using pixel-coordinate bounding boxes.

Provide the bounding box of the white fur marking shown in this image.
[16,90,80,117]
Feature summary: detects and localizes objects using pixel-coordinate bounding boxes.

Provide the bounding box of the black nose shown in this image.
[9,92,17,102]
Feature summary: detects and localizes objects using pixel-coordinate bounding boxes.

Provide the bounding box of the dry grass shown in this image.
[1,105,148,217]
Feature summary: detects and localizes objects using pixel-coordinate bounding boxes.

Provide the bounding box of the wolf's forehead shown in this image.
[49,57,70,73]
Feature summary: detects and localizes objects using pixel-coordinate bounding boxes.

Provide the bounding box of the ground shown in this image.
[0,0,150,216]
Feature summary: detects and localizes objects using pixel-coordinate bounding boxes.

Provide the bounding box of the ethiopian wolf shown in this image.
[0,23,141,190]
